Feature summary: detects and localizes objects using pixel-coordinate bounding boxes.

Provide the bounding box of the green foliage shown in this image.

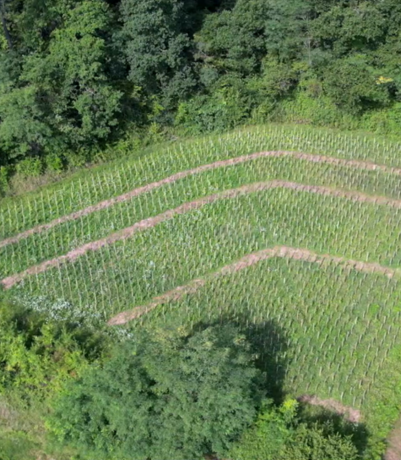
[45,153,64,174]
[323,55,391,114]
[2,0,401,172]
[0,299,105,403]
[284,423,359,460]
[0,85,53,160]
[48,325,263,460]
[229,400,360,460]
[175,78,251,133]
[0,296,111,460]
[35,0,123,146]
[229,399,297,460]
[121,0,196,107]
[194,0,268,76]
[0,0,123,163]
[0,432,38,460]
[0,165,9,195]
[312,3,387,57]
[14,157,43,178]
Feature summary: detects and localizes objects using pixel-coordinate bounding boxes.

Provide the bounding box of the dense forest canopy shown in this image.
[0,0,401,166]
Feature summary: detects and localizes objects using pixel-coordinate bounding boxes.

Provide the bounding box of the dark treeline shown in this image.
[1,0,401,168]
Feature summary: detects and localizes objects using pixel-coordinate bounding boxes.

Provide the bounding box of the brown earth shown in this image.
[385,418,401,460]
[297,394,361,423]
[107,245,400,326]
[1,150,400,249]
[2,181,401,290]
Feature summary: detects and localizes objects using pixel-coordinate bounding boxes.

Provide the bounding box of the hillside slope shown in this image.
[2,124,401,458]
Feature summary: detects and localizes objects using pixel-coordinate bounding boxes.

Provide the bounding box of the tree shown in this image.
[322,54,391,114]
[120,0,197,108]
[194,0,269,77]
[45,1,122,143]
[0,0,123,162]
[0,0,12,49]
[48,325,264,460]
[312,3,387,58]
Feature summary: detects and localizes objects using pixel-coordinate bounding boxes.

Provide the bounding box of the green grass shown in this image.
[10,189,401,318]
[2,123,401,239]
[1,155,401,278]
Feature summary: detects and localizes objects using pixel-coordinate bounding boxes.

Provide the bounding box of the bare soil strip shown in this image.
[297,395,361,423]
[107,245,400,326]
[2,181,401,290]
[2,150,401,249]
[385,417,401,460]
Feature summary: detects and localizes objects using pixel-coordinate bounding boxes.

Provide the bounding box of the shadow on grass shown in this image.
[191,313,370,458]
[192,313,290,401]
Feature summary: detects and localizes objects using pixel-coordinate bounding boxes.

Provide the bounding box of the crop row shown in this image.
[10,188,401,315]
[2,156,401,278]
[2,124,401,239]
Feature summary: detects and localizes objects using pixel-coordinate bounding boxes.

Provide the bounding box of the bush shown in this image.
[229,399,297,460]
[229,400,360,460]
[284,422,360,460]
[45,153,64,173]
[175,87,251,134]
[0,166,9,195]
[0,300,106,403]
[14,157,43,178]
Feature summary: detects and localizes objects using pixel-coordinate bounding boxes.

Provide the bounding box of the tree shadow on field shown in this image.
[191,313,371,457]
[193,312,291,402]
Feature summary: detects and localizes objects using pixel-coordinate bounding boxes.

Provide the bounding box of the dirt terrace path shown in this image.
[2,150,401,249]
[2,181,401,290]
[108,245,400,326]
[297,395,361,423]
[385,418,401,460]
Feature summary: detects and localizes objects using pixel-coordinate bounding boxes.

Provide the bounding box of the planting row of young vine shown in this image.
[2,154,401,278]
[9,188,401,316]
[2,124,401,239]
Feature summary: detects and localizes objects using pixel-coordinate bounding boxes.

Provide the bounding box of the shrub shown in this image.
[0,300,106,403]
[284,422,359,460]
[45,153,64,174]
[15,157,43,178]
[229,400,360,460]
[228,399,297,460]
[0,166,9,195]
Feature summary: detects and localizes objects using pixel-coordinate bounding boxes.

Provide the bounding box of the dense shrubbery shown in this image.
[229,401,361,460]
[47,323,364,460]
[0,296,110,459]
[1,0,401,183]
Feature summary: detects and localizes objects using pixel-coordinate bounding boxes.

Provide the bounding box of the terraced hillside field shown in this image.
[2,124,401,458]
